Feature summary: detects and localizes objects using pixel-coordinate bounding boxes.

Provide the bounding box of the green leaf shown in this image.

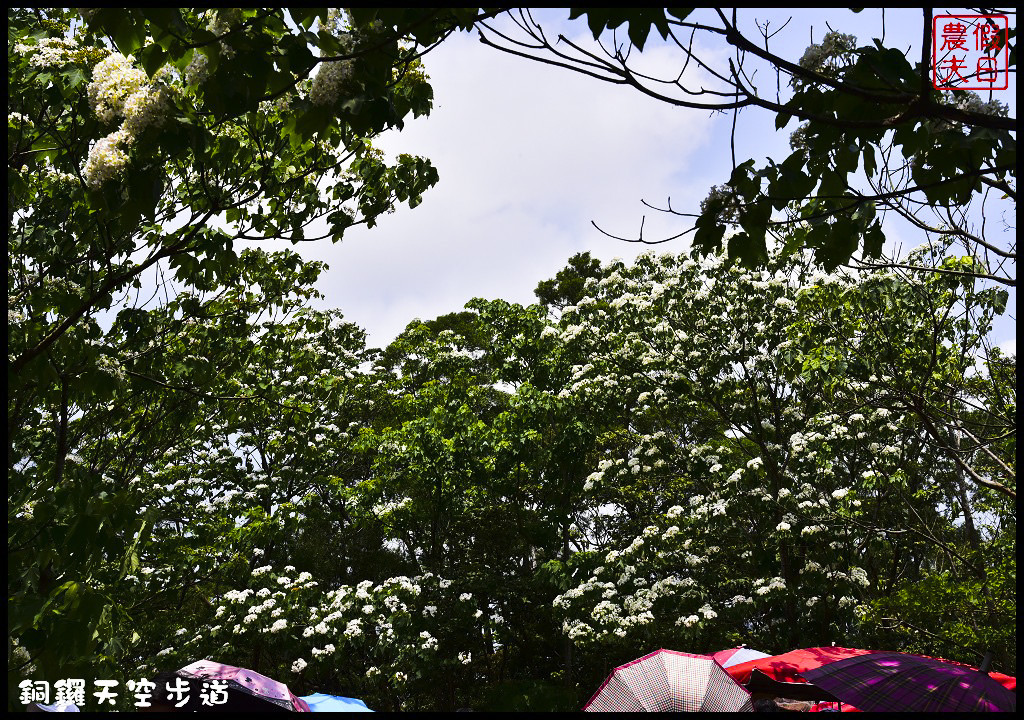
[139,43,167,78]
[991,289,1009,314]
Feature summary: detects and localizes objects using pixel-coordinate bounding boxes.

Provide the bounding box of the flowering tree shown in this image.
[7,8,1015,711]
[541,247,1014,684]
[7,6,472,697]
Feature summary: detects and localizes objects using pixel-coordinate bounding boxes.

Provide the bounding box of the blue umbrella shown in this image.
[299,693,374,712]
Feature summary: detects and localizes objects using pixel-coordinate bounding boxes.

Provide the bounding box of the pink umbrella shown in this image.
[584,649,753,712]
[177,660,311,712]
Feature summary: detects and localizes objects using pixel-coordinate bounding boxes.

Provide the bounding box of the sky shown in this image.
[269,8,1016,355]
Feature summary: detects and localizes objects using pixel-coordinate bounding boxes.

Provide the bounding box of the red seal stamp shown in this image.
[932,14,1009,90]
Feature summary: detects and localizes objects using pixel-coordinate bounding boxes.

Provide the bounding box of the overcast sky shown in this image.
[272,8,1016,355]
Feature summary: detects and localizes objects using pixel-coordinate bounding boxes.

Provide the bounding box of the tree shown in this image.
[7,7,472,698]
[474,9,1016,285]
[541,246,1014,678]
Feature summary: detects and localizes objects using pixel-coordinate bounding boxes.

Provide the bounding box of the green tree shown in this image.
[7,7,466,698]
[540,246,1013,679]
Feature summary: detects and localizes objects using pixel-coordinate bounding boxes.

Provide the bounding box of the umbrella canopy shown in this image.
[725,646,875,686]
[300,693,374,712]
[802,652,1017,713]
[711,647,772,669]
[584,649,753,712]
[177,660,311,712]
[26,702,80,712]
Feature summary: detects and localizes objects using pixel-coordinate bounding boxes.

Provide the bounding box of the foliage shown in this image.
[8,6,461,705]
[542,247,1013,687]
[7,6,1016,713]
[475,9,1016,285]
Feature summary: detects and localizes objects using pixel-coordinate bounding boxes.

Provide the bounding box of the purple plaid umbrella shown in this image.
[801,652,1016,712]
[583,649,753,712]
[177,660,311,712]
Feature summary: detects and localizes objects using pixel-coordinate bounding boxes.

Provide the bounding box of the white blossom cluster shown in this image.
[14,36,80,67]
[83,53,172,188]
[309,9,358,106]
[195,565,491,686]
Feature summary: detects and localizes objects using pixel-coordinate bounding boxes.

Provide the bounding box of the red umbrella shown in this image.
[711,647,772,669]
[726,646,874,686]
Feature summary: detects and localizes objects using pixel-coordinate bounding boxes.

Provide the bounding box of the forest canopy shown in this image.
[7,7,1016,712]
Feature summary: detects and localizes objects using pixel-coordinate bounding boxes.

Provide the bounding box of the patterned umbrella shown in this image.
[801,652,1017,712]
[711,647,771,669]
[177,660,311,712]
[583,649,753,712]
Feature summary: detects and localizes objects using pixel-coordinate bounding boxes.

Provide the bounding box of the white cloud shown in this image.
[285,9,1014,352]
[295,25,717,348]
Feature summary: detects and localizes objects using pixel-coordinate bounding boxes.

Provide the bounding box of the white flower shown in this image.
[156,647,173,657]
[366,667,380,678]
[310,58,355,106]
[184,51,210,85]
[746,457,763,470]
[291,658,307,673]
[459,651,472,665]
[121,85,170,136]
[459,593,473,602]
[15,36,80,68]
[88,53,148,123]
[666,505,684,519]
[831,488,850,500]
[83,130,130,189]
[269,619,288,633]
